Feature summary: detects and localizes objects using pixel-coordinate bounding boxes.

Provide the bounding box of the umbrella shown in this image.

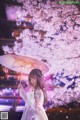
[0,54,49,110]
[0,54,49,75]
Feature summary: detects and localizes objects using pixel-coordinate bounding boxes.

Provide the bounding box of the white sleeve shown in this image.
[19,87,26,102]
[35,90,44,106]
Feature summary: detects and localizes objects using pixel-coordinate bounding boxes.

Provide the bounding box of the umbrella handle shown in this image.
[20,79,21,85]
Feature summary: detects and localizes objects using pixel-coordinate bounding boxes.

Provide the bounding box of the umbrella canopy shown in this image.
[0,54,49,75]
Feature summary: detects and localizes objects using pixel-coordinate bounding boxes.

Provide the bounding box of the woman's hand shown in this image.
[18,84,22,89]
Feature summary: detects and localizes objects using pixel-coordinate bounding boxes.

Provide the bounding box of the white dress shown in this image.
[19,86,48,120]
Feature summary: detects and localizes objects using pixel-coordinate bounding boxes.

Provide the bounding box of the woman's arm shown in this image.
[34,90,48,119]
[35,89,44,107]
[18,84,26,101]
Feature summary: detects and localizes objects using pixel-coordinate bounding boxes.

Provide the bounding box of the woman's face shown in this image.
[30,75,38,88]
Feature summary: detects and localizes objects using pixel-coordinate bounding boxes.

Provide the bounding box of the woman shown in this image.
[18,68,48,120]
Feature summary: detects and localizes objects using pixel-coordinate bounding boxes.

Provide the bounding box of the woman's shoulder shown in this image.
[36,87,43,94]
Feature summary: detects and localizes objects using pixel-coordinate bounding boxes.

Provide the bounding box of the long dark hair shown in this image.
[28,68,47,103]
